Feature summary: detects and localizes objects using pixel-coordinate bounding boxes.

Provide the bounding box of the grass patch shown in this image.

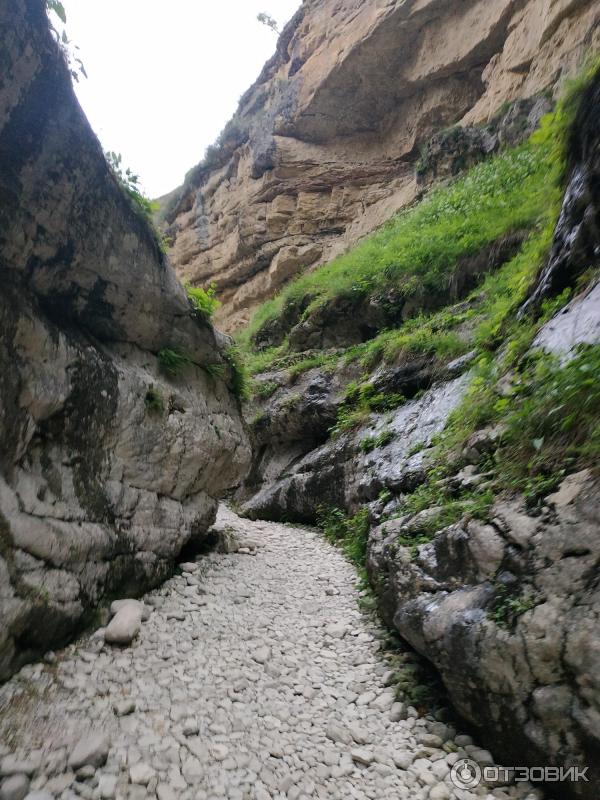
[389,487,495,557]
[157,347,191,377]
[224,345,250,401]
[144,386,164,414]
[317,507,371,568]
[254,380,280,399]
[332,381,406,435]
[245,134,559,347]
[203,363,226,380]
[360,430,394,453]
[288,352,338,379]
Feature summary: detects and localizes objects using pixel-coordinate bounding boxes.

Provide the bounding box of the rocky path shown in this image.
[0,508,542,800]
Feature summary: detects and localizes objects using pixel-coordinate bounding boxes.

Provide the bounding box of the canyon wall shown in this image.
[0,0,251,680]
[164,0,600,332]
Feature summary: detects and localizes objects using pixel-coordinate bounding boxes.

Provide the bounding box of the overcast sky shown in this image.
[58,1,300,198]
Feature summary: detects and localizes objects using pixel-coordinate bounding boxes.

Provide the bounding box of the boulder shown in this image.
[104,605,143,646]
[68,734,110,771]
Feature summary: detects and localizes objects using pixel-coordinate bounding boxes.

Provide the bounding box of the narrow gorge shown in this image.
[2,1,600,800]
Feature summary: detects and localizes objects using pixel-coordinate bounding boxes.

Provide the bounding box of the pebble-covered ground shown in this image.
[0,508,546,800]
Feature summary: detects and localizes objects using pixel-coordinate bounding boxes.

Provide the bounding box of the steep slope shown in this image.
[0,0,251,680]
[235,63,600,797]
[163,0,600,332]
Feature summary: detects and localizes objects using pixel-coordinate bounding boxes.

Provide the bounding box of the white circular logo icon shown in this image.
[450,758,482,789]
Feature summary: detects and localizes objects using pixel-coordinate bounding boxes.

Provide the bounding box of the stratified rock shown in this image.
[164,0,599,333]
[0,0,251,680]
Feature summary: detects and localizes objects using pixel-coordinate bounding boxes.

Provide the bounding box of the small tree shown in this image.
[257,12,279,34]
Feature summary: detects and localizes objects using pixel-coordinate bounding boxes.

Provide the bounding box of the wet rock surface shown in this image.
[0,508,544,800]
[242,371,470,524]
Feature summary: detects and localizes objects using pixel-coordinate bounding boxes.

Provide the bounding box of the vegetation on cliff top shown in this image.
[240,131,559,358]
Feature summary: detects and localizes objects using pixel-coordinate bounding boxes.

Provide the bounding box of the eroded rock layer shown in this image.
[0,0,251,680]
[164,0,600,331]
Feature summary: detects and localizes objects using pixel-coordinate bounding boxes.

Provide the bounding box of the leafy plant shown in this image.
[254,380,280,400]
[360,430,394,453]
[106,152,157,218]
[157,348,191,377]
[317,507,371,567]
[144,386,164,414]
[45,1,87,82]
[186,284,221,319]
[490,586,538,630]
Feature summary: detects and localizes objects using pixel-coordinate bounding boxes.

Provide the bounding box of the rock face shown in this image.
[367,471,600,796]
[235,56,600,800]
[164,0,600,331]
[0,0,251,680]
[242,363,471,523]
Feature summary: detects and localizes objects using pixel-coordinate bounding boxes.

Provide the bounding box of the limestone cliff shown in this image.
[163,0,600,332]
[0,0,251,680]
[233,55,600,799]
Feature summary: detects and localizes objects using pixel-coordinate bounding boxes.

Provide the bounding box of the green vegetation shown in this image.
[468,345,600,494]
[332,381,405,434]
[490,586,538,630]
[203,363,226,380]
[157,348,191,378]
[45,0,87,82]
[254,380,280,399]
[105,151,157,218]
[224,346,250,401]
[186,284,221,319]
[317,507,371,568]
[105,151,171,254]
[144,386,164,415]
[257,12,279,33]
[288,352,338,380]
[359,430,394,453]
[389,487,495,557]
[244,135,559,350]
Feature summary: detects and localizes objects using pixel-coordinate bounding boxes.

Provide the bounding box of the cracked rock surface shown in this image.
[0,508,544,800]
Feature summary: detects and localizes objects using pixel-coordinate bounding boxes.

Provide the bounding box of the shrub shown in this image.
[144,386,164,414]
[254,380,279,399]
[186,283,221,319]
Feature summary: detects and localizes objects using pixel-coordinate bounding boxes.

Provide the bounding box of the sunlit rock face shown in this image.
[0,0,251,680]
[163,0,600,332]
